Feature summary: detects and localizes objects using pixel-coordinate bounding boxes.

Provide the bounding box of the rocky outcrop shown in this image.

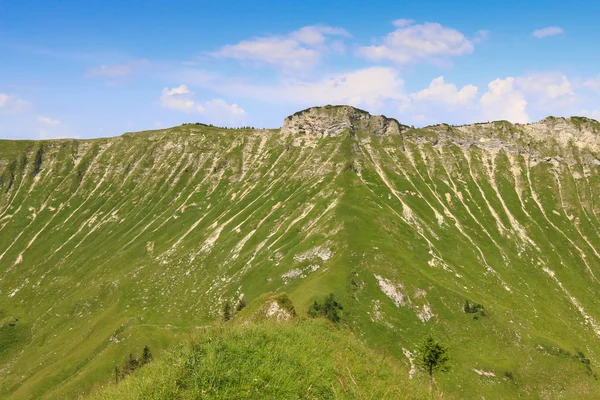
[280,106,600,165]
[402,117,600,166]
[281,105,406,138]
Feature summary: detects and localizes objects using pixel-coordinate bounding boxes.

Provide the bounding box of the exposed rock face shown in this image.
[281,105,406,138]
[415,117,600,165]
[281,106,599,165]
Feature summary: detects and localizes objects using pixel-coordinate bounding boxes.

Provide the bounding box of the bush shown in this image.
[222,301,233,322]
[141,345,152,365]
[308,293,343,323]
[463,300,486,319]
[274,293,297,316]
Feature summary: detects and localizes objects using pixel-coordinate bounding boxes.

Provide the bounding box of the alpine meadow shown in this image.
[1,105,600,398]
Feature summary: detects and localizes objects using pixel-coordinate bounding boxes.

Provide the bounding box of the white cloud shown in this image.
[480,77,529,123]
[159,84,246,125]
[356,20,477,65]
[397,77,478,124]
[176,63,585,126]
[290,26,350,45]
[204,99,246,118]
[85,60,149,78]
[0,93,32,113]
[409,76,478,106]
[583,76,600,94]
[211,25,350,71]
[533,26,564,38]
[37,116,61,125]
[515,73,574,104]
[280,67,405,109]
[160,84,205,113]
[197,67,406,111]
[478,73,577,123]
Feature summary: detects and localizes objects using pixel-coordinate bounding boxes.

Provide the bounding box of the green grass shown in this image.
[87,318,426,400]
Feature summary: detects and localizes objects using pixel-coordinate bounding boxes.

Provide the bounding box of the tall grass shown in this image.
[87,318,426,399]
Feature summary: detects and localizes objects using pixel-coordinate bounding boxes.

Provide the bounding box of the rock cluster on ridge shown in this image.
[281,105,408,138]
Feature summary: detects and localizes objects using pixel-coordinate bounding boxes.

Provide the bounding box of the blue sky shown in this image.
[2,0,600,139]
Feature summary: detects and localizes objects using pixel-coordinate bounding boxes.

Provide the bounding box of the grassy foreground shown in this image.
[86,318,427,400]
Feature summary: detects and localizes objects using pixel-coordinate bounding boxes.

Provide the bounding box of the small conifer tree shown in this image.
[141,345,152,365]
[415,334,450,393]
[123,352,139,376]
[222,301,233,322]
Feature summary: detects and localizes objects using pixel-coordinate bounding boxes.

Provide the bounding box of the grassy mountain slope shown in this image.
[1,106,600,398]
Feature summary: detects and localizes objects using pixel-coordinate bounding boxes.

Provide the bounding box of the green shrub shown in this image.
[308,293,343,323]
[274,293,296,316]
[222,301,233,322]
[464,300,486,319]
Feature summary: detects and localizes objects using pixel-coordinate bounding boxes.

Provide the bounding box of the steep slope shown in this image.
[1,106,600,398]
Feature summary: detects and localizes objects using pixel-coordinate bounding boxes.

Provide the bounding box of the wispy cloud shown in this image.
[180,67,406,111]
[533,26,564,38]
[583,76,600,94]
[85,59,149,78]
[0,93,33,113]
[356,19,480,65]
[210,25,350,71]
[37,116,61,125]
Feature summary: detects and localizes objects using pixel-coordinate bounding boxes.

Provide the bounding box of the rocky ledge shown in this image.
[281,105,408,137]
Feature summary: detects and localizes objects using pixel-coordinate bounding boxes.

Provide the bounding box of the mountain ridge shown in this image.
[1,105,600,398]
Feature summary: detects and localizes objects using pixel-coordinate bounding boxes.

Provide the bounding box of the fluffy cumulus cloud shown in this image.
[479,73,575,123]
[515,73,574,104]
[160,84,205,113]
[532,27,564,38]
[210,25,350,71]
[396,73,576,125]
[480,78,529,123]
[160,84,246,125]
[398,77,478,124]
[407,76,478,107]
[356,19,480,65]
[0,93,32,113]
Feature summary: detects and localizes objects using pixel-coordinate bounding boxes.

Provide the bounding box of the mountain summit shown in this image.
[1,107,600,398]
[281,105,407,137]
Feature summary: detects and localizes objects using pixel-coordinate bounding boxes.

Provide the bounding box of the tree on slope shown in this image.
[222,301,233,322]
[141,345,152,365]
[415,334,450,393]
